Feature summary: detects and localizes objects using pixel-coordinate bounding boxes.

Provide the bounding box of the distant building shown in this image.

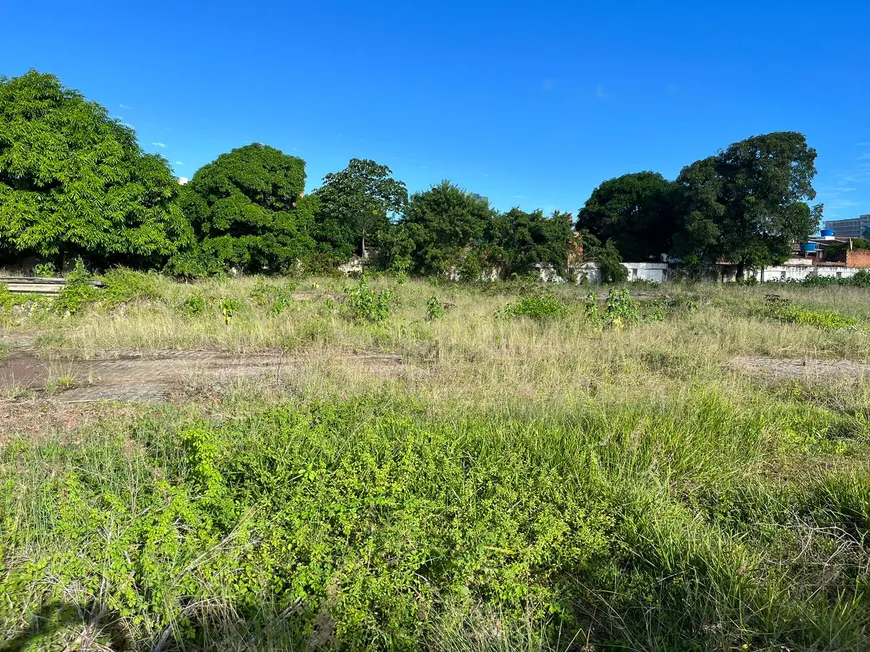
[823,214,870,238]
[469,192,489,205]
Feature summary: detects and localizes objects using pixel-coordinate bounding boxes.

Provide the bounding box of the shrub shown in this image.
[501,293,569,319]
[101,268,160,308]
[178,293,207,317]
[33,262,55,278]
[345,276,395,322]
[54,261,100,315]
[220,298,243,325]
[426,296,445,321]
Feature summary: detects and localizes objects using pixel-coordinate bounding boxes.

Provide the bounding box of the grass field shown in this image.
[1,272,869,650]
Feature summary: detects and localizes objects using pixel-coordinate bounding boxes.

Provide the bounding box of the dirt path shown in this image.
[729,355,870,381]
[0,349,406,404]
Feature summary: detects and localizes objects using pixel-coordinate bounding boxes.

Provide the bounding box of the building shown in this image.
[823,214,870,238]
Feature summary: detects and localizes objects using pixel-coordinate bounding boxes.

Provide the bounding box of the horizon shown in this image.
[3,0,870,221]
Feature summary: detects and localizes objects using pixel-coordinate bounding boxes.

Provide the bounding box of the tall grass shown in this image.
[1,273,869,649]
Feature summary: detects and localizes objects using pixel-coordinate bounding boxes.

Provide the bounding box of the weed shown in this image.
[54,260,100,315]
[426,296,445,321]
[33,262,56,278]
[345,276,395,322]
[179,293,207,317]
[220,298,242,325]
[501,293,569,319]
[101,268,160,308]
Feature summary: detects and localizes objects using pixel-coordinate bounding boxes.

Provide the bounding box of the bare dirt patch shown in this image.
[0,349,408,404]
[729,355,870,381]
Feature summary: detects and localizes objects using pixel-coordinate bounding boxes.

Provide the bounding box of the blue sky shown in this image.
[3,0,870,222]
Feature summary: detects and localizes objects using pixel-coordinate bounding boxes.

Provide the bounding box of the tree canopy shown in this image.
[0,70,191,270]
[183,143,314,273]
[576,172,679,261]
[313,159,407,260]
[399,181,495,275]
[674,132,820,279]
[487,208,574,277]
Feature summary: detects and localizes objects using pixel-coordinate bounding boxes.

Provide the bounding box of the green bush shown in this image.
[101,268,161,308]
[178,293,207,317]
[54,261,100,315]
[345,276,395,322]
[426,296,445,321]
[501,293,569,319]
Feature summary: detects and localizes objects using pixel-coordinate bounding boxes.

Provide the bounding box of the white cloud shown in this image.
[857,153,870,160]
[596,84,614,100]
[178,177,189,185]
[120,103,132,109]
[152,142,167,148]
[175,161,183,165]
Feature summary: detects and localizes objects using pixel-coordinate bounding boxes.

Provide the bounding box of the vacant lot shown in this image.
[1,273,869,651]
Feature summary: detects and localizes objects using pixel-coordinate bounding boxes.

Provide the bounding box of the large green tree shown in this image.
[314,159,407,260]
[675,132,820,280]
[0,70,192,270]
[184,143,314,273]
[576,172,679,261]
[487,208,574,277]
[400,181,494,274]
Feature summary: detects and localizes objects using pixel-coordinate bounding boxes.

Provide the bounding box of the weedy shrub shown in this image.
[762,296,858,330]
[426,296,445,321]
[101,268,161,308]
[585,289,640,330]
[251,278,297,316]
[33,262,56,278]
[345,276,395,322]
[220,298,243,325]
[501,293,569,319]
[178,293,207,317]
[54,261,100,315]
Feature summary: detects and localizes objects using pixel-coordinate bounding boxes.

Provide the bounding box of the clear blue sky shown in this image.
[3,0,870,222]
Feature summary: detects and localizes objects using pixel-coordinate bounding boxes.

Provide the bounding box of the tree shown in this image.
[576,172,679,261]
[314,159,407,260]
[487,208,574,277]
[675,132,820,280]
[184,143,314,273]
[579,233,629,283]
[400,181,495,275]
[0,70,192,271]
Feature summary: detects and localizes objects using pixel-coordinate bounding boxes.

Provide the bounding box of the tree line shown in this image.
[1,71,822,281]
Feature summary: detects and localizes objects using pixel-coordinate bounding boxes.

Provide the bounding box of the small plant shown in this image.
[345,276,395,323]
[54,260,100,315]
[44,375,78,394]
[220,298,242,325]
[604,288,639,329]
[426,296,445,321]
[584,292,601,328]
[34,262,56,278]
[584,289,640,330]
[0,343,8,361]
[179,294,207,317]
[501,293,569,320]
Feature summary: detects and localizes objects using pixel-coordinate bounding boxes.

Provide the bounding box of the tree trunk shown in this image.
[735,261,745,282]
[360,231,367,259]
